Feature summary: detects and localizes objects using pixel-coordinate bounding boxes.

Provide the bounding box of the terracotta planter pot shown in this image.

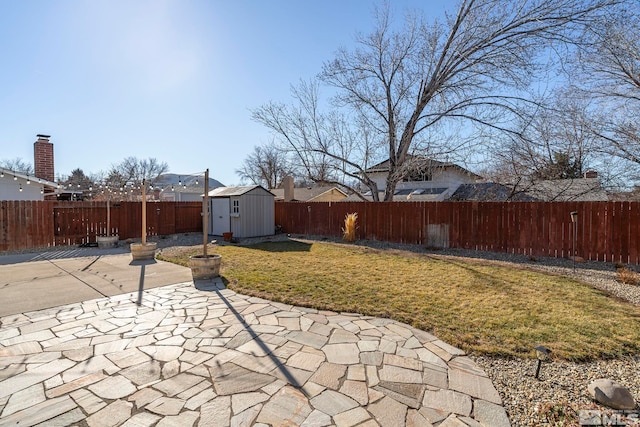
[130,242,157,260]
[189,254,222,280]
[97,235,119,249]
[223,232,233,242]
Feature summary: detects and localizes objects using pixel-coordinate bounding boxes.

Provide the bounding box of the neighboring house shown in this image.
[0,167,60,201]
[157,174,225,201]
[349,156,482,201]
[160,185,206,202]
[0,135,61,201]
[207,185,275,238]
[270,176,348,202]
[449,182,537,201]
[270,187,348,202]
[518,172,608,201]
[608,187,640,201]
[450,173,608,202]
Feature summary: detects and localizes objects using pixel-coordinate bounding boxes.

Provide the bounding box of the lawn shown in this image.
[159,239,640,361]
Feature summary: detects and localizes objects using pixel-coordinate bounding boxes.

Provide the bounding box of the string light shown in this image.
[40,187,44,194]
[26,176,31,184]
[13,175,17,181]
[19,184,23,192]
[0,170,4,178]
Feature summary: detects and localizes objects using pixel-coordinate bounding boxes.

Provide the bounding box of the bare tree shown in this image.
[573,3,640,174]
[490,93,598,176]
[236,142,295,189]
[254,0,617,201]
[96,157,169,200]
[110,157,169,185]
[0,158,34,175]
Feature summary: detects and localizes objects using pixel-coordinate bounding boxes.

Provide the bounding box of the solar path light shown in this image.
[534,345,552,379]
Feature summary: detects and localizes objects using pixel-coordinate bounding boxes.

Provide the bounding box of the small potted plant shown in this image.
[188,169,222,280]
[130,179,157,260]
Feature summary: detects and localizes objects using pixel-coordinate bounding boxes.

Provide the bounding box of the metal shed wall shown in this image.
[229,187,274,238]
[209,186,275,238]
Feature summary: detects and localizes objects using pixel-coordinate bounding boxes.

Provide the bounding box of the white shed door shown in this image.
[211,198,230,235]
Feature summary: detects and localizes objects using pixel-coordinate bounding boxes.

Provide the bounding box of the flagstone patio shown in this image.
[0,278,510,426]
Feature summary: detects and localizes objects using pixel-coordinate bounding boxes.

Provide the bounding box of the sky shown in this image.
[0,0,449,186]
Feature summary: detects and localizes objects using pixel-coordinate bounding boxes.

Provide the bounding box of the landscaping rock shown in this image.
[587,379,636,410]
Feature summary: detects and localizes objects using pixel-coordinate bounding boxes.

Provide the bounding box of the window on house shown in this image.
[232,199,239,214]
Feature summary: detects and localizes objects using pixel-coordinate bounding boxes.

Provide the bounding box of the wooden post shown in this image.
[142,179,147,245]
[106,195,110,236]
[203,169,209,257]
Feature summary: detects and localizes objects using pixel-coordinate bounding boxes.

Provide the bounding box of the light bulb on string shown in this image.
[26,176,30,184]
[19,184,23,192]
[13,175,17,181]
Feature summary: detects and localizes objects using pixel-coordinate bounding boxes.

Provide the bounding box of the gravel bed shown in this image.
[4,233,639,425]
[472,355,640,426]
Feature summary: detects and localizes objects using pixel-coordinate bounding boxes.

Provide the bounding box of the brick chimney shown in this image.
[34,134,54,182]
[283,176,295,201]
[584,170,598,179]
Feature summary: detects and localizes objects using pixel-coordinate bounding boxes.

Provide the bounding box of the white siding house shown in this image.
[354,157,482,201]
[207,186,275,238]
[0,168,60,201]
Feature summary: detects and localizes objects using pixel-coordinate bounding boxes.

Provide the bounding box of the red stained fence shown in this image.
[275,201,640,265]
[0,201,203,251]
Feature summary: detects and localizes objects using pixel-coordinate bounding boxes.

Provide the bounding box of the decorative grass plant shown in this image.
[343,212,358,242]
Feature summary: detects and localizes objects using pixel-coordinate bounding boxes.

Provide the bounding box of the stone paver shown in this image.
[0,271,510,426]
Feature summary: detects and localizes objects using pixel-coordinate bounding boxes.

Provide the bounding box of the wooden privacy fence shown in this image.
[275,201,640,265]
[0,201,203,251]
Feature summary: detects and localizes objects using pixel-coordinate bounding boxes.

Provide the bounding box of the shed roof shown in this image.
[207,185,274,198]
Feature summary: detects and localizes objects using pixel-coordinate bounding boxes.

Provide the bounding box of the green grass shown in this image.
[159,240,640,361]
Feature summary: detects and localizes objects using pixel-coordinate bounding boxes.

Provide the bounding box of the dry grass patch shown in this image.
[159,240,640,361]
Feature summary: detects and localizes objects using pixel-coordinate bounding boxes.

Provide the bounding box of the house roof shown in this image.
[270,186,348,202]
[344,187,448,202]
[520,178,608,201]
[449,183,538,201]
[160,184,206,195]
[207,185,274,197]
[363,156,482,180]
[0,167,61,190]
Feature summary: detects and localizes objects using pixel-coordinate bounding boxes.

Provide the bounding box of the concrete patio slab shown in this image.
[0,251,192,317]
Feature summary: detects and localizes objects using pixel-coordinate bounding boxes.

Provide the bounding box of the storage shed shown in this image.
[207,185,275,238]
